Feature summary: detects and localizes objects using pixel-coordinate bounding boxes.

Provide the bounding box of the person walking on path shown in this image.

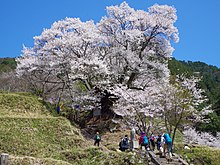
[149,132,155,151]
[94,131,101,147]
[139,132,149,151]
[156,134,162,152]
[163,133,172,159]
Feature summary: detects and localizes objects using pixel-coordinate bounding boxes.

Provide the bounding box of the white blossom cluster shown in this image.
[158,75,207,117]
[183,128,220,148]
[16,2,179,111]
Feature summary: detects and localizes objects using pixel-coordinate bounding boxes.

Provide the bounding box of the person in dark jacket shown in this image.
[94,131,101,147]
[149,132,155,151]
[119,135,129,151]
[156,134,162,151]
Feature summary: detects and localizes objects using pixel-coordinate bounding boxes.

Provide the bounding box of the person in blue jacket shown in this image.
[163,133,172,159]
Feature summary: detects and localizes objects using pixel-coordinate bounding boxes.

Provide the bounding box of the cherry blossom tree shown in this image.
[16,18,108,102]
[16,2,179,130]
[158,75,207,143]
[97,2,179,132]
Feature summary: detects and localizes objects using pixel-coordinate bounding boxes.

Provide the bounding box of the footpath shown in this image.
[144,149,189,165]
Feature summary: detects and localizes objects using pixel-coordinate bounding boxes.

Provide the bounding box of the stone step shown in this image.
[135,148,188,165]
[148,151,188,165]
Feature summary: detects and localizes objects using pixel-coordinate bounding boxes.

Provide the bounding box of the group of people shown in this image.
[94,130,173,159]
[119,131,173,159]
[139,132,173,158]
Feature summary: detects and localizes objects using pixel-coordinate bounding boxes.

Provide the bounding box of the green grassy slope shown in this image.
[0,117,83,157]
[0,92,50,117]
[0,92,86,164]
[0,92,135,165]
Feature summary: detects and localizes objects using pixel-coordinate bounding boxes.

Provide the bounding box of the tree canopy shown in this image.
[15,2,209,138]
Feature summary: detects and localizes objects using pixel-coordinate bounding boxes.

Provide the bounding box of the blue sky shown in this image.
[0,0,220,67]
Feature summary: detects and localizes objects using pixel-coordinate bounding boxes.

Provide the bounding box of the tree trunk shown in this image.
[172,126,177,146]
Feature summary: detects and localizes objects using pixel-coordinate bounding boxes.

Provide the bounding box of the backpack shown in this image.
[122,138,128,146]
[164,133,172,143]
[143,136,148,145]
[96,135,101,141]
[150,136,154,141]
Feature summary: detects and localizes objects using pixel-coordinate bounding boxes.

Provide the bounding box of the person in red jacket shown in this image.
[139,132,149,150]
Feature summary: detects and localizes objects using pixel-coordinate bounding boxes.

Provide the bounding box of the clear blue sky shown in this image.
[1,0,220,67]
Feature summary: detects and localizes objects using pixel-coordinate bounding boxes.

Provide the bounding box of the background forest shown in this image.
[169,58,220,135]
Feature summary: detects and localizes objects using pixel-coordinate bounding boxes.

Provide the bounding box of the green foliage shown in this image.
[168,58,193,77]
[0,58,16,73]
[169,58,220,105]
[74,80,88,92]
[197,112,220,135]
[169,58,220,133]
[213,95,220,116]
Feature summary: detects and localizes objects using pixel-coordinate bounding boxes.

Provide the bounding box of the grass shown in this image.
[0,92,86,164]
[9,156,72,165]
[57,147,135,165]
[175,143,220,165]
[0,92,49,117]
[0,117,84,157]
[0,92,145,164]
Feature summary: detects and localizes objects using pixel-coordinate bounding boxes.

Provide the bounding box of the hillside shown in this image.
[0,92,85,164]
[169,58,220,105]
[169,58,220,134]
[0,92,140,165]
[0,58,16,73]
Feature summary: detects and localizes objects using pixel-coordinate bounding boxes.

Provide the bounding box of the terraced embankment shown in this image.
[0,92,87,164]
[0,92,139,165]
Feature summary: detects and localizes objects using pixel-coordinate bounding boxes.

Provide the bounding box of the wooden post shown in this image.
[1,153,9,165]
